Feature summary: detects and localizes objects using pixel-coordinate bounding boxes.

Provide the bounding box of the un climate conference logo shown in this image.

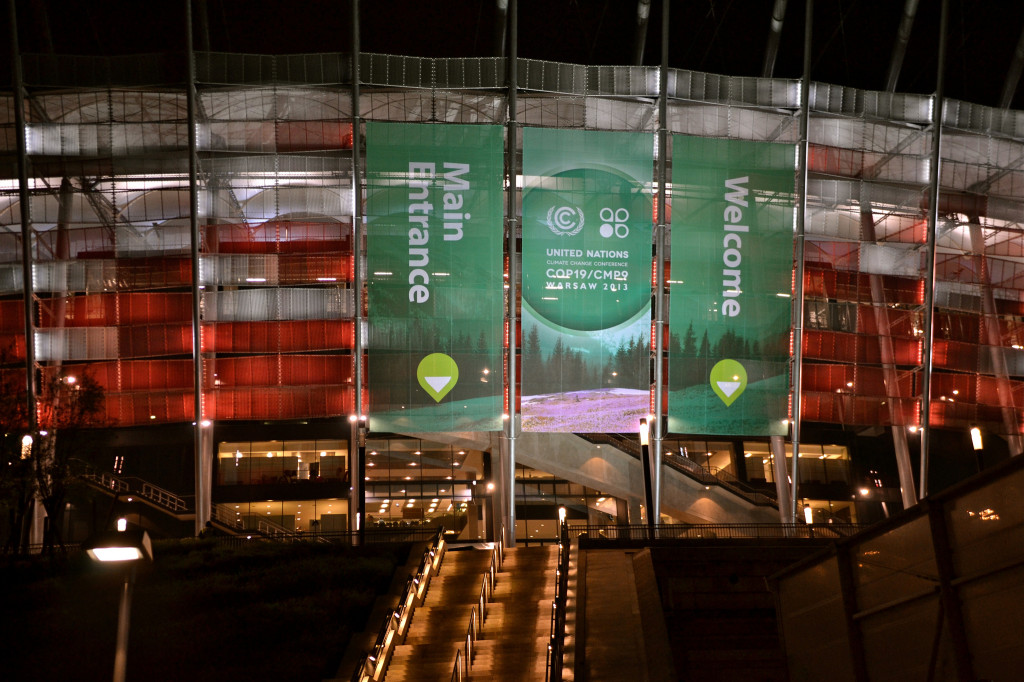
[546,205,585,236]
[547,205,631,239]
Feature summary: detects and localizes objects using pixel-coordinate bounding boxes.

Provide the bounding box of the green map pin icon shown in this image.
[710,359,747,407]
[417,353,459,403]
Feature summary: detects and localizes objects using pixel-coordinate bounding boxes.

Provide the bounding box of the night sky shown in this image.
[2,0,1024,108]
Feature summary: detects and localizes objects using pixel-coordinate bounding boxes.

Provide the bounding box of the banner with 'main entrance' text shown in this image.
[366,122,504,432]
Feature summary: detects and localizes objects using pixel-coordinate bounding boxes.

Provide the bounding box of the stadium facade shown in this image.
[4,6,1024,545]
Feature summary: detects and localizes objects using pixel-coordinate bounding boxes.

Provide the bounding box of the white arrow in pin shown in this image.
[717,381,741,397]
[425,376,452,392]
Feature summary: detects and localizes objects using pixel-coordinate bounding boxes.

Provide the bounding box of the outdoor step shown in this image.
[382,544,559,682]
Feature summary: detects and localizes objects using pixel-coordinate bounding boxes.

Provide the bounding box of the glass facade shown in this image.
[3,46,1024,538]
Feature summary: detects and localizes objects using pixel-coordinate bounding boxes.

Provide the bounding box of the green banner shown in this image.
[521,128,652,432]
[668,136,795,436]
[366,122,504,432]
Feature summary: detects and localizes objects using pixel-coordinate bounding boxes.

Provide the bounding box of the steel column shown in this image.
[790,0,812,521]
[9,0,36,434]
[350,0,366,540]
[762,0,789,77]
[652,0,668,526]
[919,0,949,499]
[967,218,1023,456]
[884,0,919,93]
[861,203,918,508]
[185,0,208,535]
[505,0,519,547]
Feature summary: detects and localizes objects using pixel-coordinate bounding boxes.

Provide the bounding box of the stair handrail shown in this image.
[80,467,129,494]
[565,522,869,541]
[351,527,446,682]
[449,535,504,679]
[546,516,570,681]
[450,648,464,682]
[139,480,188,512]
[79,464,192,513]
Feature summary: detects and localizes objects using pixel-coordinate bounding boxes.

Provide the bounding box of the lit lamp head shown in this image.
[970,427,983,451]
[84,529,153,563]
[639,418,649,447]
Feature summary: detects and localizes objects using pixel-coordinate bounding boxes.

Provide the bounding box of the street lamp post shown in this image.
[83,527,153,682]
[639,418,655,538]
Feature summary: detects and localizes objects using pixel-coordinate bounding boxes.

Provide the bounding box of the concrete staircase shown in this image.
[386,544,558,681]
[472,545,557,680]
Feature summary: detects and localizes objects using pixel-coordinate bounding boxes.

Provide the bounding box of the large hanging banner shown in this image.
[668,136,795,436]
[366,122,504,432]
[521,128,653,432]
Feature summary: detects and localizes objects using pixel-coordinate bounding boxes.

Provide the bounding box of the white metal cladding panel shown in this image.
[201,88,351,121]
[583,98,656,132]
[115,223,192,256]
[358,90,505,124]
[0,263,21,292]
[663,101,797,142]
[199,254,281,287]
[238,186,349,222]
[858,243,922,278]
[35,327,119,361]
[28,90,187,125]
[203,287,352,321]
[517,96,585,129]
[29,259,116,293]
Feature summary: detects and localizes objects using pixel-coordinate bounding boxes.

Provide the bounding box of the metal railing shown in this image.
[352,527,446,682]
[546,517,571,682]
[569,522,869,541]
[80,468,129,495]
[140,481,188,512]
[450,649,463,682]
[449,526,505,680]
[79,465,190,513]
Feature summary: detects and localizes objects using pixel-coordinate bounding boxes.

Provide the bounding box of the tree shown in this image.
[33,370,105,555]
[1,349,33,555]
[0,354,104,555]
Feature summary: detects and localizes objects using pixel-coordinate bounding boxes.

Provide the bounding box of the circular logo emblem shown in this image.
[546,205,585,236]
[599,207,631,239]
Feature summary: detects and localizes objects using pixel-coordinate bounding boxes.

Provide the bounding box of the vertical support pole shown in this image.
[861,202,918,508]
[112,566,137,682]
[919,0,949,499]
[790,0,812,522]
[762,0,789,78]
[185,0,208,535]
[350,0,366,541]
[505,0,519,547]
[632,0,652,66]
[493,0,508,58]
[651,0,668,529]
[967,218,1023,456]
[9,0,36,434]
[639,419,655,537]
[770,436,793,523]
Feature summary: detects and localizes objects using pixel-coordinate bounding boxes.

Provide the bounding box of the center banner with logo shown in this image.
[520,128,653,432]
[366,122,504,432]
[668,136,795,436]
